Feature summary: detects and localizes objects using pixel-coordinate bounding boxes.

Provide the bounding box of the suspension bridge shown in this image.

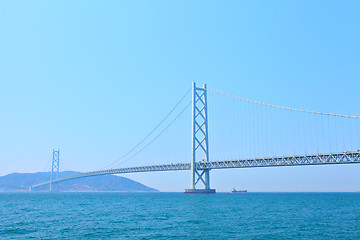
[31,82,360,192]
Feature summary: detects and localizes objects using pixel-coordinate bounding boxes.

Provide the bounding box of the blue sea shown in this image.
[1,193,360,239]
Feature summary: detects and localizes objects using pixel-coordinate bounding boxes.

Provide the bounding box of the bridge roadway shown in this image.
[32,151,360,188]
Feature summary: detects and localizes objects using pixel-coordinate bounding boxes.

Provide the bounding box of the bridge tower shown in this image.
[49,149,60,191]
[185,82,216,193]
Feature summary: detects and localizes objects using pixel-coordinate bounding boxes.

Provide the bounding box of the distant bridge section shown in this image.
[31,151,360,189]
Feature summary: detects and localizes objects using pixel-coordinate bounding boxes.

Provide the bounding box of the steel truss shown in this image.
[49,149,60,191]
[32,152,360,189]
[197,152,360,169]
[190,82,211,190]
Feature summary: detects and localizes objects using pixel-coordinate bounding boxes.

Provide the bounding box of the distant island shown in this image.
[0,171,159,192]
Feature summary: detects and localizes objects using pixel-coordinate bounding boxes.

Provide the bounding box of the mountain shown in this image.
[0,171,159,192]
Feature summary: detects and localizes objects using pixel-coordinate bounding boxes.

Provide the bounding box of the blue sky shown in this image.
[1,1,360,192]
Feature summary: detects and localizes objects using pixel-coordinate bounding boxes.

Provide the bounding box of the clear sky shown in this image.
[1,1,360,192]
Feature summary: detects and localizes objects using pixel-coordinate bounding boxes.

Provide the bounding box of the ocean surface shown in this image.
[1,192,360,239]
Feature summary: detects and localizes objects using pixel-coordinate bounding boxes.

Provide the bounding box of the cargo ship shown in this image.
[232,188,247,193]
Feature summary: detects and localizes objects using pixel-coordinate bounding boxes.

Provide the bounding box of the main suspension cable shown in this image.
[101,87,191,170]
[207,86,360,119]
[112,101,192,168]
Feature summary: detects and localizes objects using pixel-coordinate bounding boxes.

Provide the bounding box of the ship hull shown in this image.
[231,190,247,193]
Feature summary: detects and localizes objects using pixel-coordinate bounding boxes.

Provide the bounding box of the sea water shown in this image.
[1,193,360,239]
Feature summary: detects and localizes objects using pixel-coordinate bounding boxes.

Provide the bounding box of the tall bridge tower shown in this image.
[185,82,216,193]
[49,149,60,191]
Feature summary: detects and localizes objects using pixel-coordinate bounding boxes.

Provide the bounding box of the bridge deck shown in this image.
[32,152,360,188]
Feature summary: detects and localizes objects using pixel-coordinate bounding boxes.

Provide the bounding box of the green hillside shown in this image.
[0,171,158,192]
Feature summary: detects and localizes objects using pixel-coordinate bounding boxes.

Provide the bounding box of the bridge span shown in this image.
[32,151,360,189]
[31,83,360,192]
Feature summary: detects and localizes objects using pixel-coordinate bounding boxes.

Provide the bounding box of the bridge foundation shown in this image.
[185,189,216,193]
[185,82,216,193]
